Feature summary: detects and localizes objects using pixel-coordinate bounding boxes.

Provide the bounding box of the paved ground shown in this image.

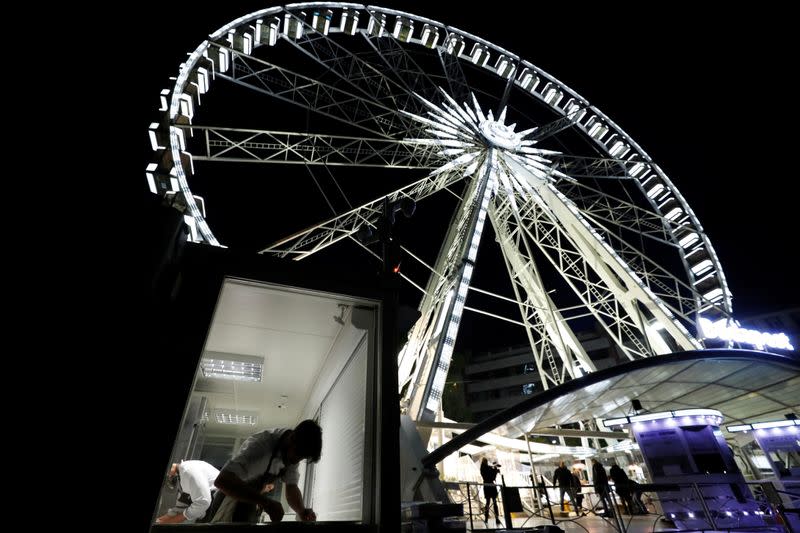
[464,514,780,532]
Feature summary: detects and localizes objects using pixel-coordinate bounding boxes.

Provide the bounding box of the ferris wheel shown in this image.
[146,3,735,427]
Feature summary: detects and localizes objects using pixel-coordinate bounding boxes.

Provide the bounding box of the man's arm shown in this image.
[215,471,284,521]
[182,468,214,521]
[214,471,265,505]
[286,484,316,522]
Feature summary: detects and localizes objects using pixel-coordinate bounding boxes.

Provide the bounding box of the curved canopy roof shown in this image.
[424,349,799,466]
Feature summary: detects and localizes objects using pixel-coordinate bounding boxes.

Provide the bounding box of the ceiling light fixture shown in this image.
[200,351,264,382]
[214,409,258,425]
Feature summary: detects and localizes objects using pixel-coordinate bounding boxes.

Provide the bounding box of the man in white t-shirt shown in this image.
[214,419,322,523]
[156,460,220,523]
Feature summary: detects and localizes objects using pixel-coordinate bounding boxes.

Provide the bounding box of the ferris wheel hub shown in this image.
[479,119,523,151]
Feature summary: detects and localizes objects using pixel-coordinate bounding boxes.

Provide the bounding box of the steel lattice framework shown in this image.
[147,3,736,435]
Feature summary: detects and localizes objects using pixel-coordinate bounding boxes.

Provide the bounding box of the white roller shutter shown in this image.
[311,336,367,520]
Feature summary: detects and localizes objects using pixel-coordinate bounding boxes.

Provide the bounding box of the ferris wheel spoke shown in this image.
[548,174,732,321]
[211,43,404,139]
[553,177,677,246]
[288,26,396,103]
[549,153,638,180]
[302,10,476,130]
[277,12,427,137]
[582,215,731,322]
[437,40,473,105]
[551,171,730,320]
[528,108,588,142]
[527,153,700,250]
[260,160,477,259]
[179,125,443,168]
[360,32,449,117]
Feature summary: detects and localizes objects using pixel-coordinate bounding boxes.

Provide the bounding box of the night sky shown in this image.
[141,2,798,349]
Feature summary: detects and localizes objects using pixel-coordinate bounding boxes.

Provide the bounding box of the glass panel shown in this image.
[151,279,378,527]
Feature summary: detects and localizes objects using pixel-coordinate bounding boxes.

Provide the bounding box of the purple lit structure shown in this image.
[604,409,771,530]
[729,418,800,531]
[729,420,800,480]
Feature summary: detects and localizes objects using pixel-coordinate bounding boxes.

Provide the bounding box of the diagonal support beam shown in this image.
[260,162,473,259]
[403,151,497,435]
[491,202,596,389]
[501,155,700,357]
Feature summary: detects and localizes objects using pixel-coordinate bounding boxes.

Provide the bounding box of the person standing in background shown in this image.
[571,468,585,514]
[591,458,613,516]
[554,461,576,513]
[609,463,636,515]
[480,458,502,526]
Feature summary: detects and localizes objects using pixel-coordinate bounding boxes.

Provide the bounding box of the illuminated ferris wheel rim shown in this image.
[150,3,737,390]
[156,3,731,318]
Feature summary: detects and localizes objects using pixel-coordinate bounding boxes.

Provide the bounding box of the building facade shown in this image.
[460,325,627,421]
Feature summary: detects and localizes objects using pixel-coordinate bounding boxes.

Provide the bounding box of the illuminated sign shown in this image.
[698,317,794,351]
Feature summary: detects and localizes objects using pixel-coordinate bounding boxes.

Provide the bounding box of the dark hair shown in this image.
[294,419,323,463]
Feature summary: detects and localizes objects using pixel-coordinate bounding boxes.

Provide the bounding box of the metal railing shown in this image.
[441,477,797,532]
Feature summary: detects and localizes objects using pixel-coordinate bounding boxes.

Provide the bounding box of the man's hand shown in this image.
[261,498,285,522]
[299,508,317,522]
[155,513,187,524]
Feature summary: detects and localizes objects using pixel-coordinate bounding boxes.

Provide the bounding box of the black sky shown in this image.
[141,2,798,329]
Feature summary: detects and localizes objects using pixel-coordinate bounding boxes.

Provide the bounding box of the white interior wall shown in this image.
[300,309,367,420]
